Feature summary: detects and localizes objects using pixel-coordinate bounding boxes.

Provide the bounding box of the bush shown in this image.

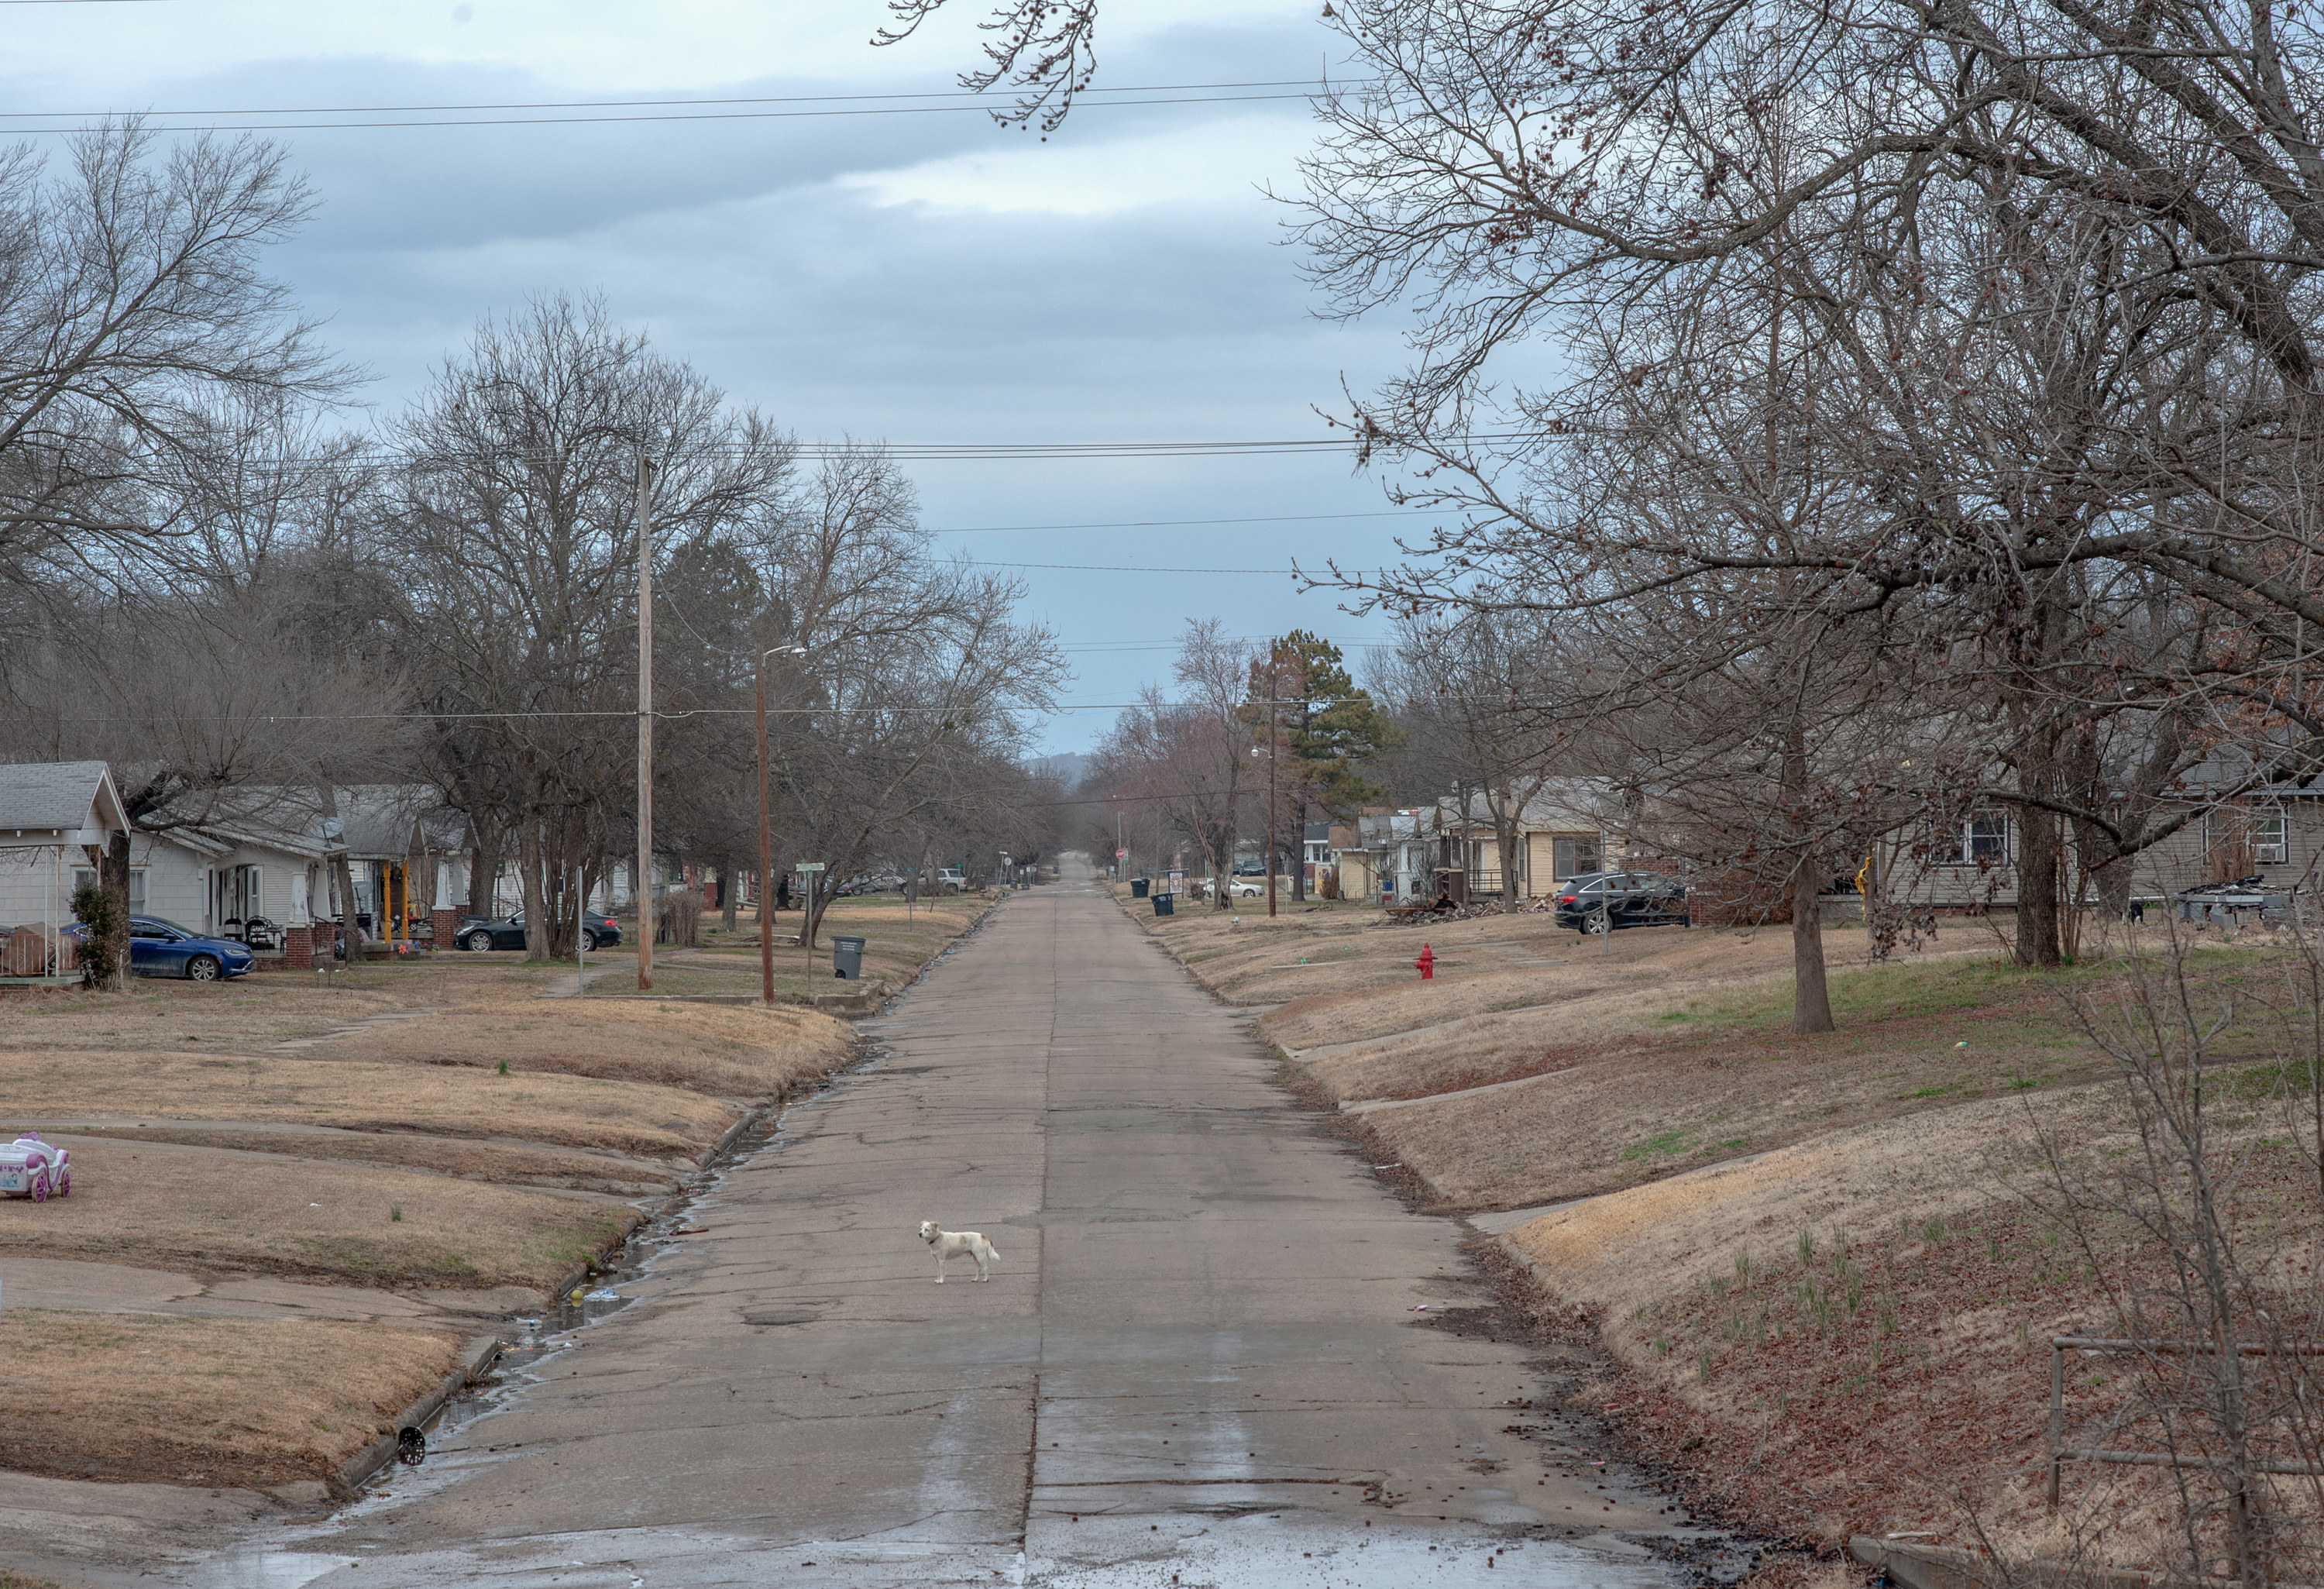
[655,891,701,947]
[71,879,122,987]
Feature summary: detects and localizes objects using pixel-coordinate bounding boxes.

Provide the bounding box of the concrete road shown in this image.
[165,862,1702,1587]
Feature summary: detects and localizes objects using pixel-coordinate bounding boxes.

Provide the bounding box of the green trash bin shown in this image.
[1151,893,1174,917]
[832,934,865,980]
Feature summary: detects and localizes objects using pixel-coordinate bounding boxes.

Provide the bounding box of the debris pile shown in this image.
[1370,896,1559,928]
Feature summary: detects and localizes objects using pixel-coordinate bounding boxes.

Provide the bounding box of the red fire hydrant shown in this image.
[1416,943,1434,980]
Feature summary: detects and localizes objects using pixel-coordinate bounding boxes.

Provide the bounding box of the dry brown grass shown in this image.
[1349,1012,2108,1211]
[0,1308,462,1486]
[0,961,544,1054]
[0,1136,636,1287]
[1497,1082,2322,1566]
[1,1050,737,1157]
[1274,930,1810,1093]
[88,1126,682,1195]
[293,997,855,1098]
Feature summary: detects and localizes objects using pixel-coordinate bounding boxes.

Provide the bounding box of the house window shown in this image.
[2255,810,2289,865]
[1964,812,2008,865]
[2207,807,2288,872]
[1552,836,1601,879]
[71,868,146,914]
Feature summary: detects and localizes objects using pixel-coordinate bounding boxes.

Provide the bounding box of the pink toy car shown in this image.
[0,1133,68,1201]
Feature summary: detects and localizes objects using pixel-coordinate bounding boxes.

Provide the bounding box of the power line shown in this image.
[962,559,1298,575]
[0,89,1325,136]
[933,509,1434,535]
[5,77,1329,119]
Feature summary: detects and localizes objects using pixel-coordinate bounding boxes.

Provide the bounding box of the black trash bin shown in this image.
[832,934,866,980]
[1151,893,1174,917]
[1130,877,1150,899]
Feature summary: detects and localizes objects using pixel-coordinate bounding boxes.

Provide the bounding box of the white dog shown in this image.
[919,1219,999,1283]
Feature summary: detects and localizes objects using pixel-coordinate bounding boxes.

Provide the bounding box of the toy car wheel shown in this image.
[54,1168,67,1197]
[464,930,495,952]
[187,954,222,982]
[29,1171,46,1202]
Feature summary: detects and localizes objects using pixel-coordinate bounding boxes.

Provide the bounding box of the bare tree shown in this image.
[1379,613,1563,904]
[759,447,1066,948]
[386,293,794,959]
[0,121,351,589]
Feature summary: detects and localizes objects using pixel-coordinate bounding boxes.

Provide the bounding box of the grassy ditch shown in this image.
[1121,884,2322,1572]
[0,893,996,1494]
[0,1309,464,1488]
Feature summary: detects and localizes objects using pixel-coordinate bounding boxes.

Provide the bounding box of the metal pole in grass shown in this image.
[577,915,585,999]
[757,645,806,1006]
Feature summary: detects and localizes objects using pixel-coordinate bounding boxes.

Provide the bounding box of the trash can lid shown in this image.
[832,934,866,948]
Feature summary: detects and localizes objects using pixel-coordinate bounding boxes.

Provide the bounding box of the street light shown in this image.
[757,644,809,1005]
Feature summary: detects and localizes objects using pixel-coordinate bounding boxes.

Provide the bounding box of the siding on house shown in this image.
[1879,795,2324,911]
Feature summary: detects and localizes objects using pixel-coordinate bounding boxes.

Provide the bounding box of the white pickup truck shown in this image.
[934,868,968,894]
[0,1133,69,1201]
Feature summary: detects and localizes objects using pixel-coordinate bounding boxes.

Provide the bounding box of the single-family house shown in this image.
[1408,784,1625,902]
[0,761,128,981]
[329,786,472,950]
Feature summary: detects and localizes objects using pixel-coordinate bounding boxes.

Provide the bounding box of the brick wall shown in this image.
[431,907,460,949]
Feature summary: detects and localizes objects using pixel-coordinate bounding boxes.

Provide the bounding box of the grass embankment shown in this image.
[1118,885,2321,1563]
[0,1309,462,1489]
[0,896,992,1491]
[590,893,993,1003]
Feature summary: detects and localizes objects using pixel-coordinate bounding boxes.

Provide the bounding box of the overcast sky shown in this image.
[9,0,1442,755]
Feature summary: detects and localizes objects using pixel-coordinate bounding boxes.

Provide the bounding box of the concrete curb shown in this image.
[335,1332,503,1498]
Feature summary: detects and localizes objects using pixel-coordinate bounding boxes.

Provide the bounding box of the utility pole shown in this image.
[755,658,772,1005]
[1265,720,1278,919]
[756,645,806,1005]
[634,453,655,992]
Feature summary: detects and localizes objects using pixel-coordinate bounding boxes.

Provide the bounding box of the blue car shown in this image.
[125,916,256,982]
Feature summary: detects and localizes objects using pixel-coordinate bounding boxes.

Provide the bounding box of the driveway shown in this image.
[147,861,1704,1587]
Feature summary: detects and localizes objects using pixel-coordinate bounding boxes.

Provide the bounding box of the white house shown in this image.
[84,815,338,943]
[0,761,130,980]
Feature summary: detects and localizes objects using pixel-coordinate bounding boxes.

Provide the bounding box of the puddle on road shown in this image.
[1026,1518,1689,1589]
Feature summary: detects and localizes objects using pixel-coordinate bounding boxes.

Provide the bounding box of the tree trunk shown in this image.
[803,874,826,950]
[518,811,548,960]
[1497,810,1523,903]
[1791,862,1834,1034]
[1782,723,1834,1034]
[315,784,361,972]
[99,830,131,992]
[719,854,739,933]
[467,824,497,917]
[2014,801,2063,967]
[1291,800,1308,902]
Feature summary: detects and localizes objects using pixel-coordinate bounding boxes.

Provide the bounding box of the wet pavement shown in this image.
[60,860,1733,1587]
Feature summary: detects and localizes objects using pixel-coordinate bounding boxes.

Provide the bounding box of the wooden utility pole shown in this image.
[634,453,655,992]
[756,660,773,1004]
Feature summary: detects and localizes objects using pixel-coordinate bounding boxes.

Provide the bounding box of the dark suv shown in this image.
[1552,872,1689,933]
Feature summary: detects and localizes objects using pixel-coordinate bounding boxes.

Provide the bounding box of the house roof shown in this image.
[0,761,129,843]
[334,785,465,859]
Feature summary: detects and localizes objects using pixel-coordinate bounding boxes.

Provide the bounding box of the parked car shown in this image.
[0,1133,68,1200]
[933,868,968,894]
[456,910,622,952]
[1551,872,1689,933]
[1228,878,1267,898]
[89,916,257,981]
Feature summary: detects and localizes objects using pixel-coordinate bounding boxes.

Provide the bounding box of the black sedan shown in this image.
[1552,872,1690,933]
[455,910,622,952]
